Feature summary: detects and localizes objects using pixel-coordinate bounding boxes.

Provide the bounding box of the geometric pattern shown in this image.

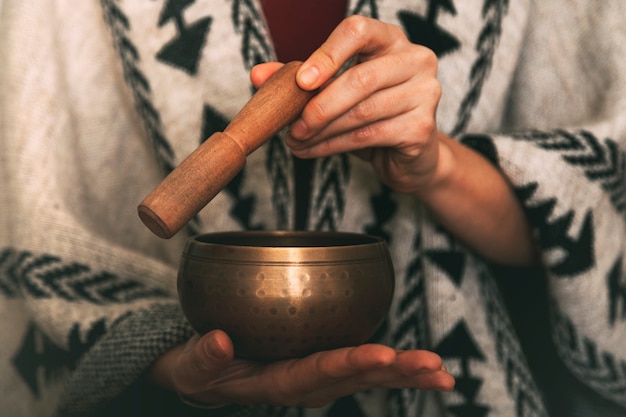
[0,247,169,304]
[552,305,626,406]
[512,129,626,216]
[451,0,509,136]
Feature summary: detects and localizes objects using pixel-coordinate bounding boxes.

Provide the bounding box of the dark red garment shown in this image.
[259,0,348,62]
[259,0,348,229]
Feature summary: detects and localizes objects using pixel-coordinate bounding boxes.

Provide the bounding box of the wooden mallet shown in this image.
[137,61,316,239]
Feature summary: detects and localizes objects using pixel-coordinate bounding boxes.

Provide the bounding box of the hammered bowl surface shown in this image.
[177,231,394,360]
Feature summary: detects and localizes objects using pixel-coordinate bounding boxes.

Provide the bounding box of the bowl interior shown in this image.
[193,230,382,247]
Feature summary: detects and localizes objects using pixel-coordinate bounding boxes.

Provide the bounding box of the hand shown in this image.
[149,330,454,408]
[251,16,539,267]
[251,15,444,195]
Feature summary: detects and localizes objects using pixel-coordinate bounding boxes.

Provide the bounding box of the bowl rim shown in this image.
[181,231,391,264]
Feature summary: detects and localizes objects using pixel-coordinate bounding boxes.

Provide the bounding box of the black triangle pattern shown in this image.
[435,321,491,417]
[511,129,626,216]
[352,0,379,18]
[608,256,626,327]
[425,249,466,287]
[155,0,212,75]
[515,182,595,277]
[12,319,109,398]
[398,0,461,57]
[364,185,397,243]
[326,395,367,417]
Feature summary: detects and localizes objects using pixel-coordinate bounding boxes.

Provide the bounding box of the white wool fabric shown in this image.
[1,1,625,416]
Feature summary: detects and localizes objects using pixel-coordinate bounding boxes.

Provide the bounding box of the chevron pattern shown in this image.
[231,0,273,69]
[267,135,292,229]
[389,230,429,417]
[103,0,209,236]
[451,0,509,135]
[102,0,176,177]
[230,0,280,230]
[552,304,626,405]
[0,247,169,304]
[513,129,626,216]
[478,265,548,416]
[0,248,20,297]
[313,154,350,231]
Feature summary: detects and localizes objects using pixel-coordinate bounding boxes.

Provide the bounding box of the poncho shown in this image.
[1,1,625,416]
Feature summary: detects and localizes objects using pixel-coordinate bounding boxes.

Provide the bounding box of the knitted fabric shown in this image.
[1,1,625,416]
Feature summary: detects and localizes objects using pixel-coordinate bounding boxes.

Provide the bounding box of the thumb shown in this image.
[250,62,285,88]
[172,330,234,395]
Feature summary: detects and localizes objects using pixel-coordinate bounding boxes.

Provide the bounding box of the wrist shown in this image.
[411,132,457,202]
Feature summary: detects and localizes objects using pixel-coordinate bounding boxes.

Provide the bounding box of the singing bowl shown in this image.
[177,231,395,360]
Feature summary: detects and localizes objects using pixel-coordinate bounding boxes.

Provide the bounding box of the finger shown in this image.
[172,330,235,395]
[290,352,454,407]
[288,105,433,160]
[316,351,452,393]
[280,345,395,386]
[250,62,285,88]
[290,54,420,141]
[310,344,397,382]
[286,75,429,152]
[305,368,454,406]
[324,349,446,388]
[297,15,407,90]
[250,344,395,406]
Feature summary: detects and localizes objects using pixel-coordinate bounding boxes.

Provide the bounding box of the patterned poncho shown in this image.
[1,1,625,416]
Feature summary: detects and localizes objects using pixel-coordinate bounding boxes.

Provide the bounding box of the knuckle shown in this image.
[342,15,370,39]
[424,78,442,103]
[315,46,342,76]
[304,97,328,126]
[352,123,381,145]
[413,116,437,138]
[420,47,439,72]
[388,23,408,42]
[351,98,378,122]
[348,67,378,93]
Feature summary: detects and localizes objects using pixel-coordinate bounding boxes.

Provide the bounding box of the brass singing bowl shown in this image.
[177,231,395,360]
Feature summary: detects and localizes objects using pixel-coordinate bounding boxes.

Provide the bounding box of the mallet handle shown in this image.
[138,61,315,238]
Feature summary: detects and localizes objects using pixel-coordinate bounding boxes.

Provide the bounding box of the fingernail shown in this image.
[206,333,228,360]
[298,65,320,88]
[290,119,309,139]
